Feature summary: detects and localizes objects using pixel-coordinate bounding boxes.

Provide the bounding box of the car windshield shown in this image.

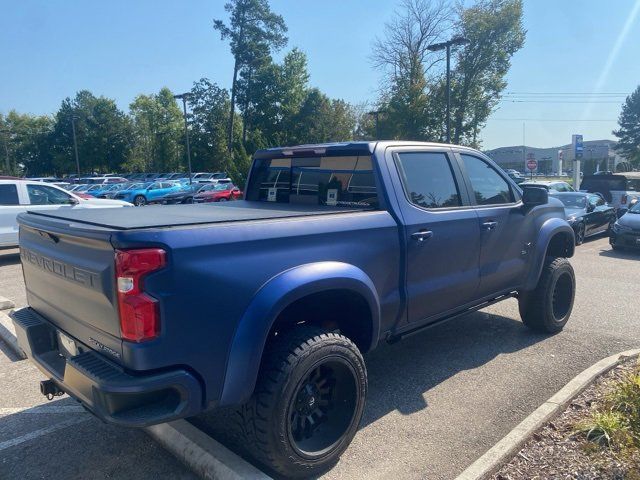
[629,202,640,214]
[556,194,586,209]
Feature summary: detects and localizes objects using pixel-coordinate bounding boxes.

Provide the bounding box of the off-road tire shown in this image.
[230,326,367,479]
[519,257,575,333]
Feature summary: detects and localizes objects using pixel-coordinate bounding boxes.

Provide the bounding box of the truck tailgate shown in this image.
[18,213,123,360]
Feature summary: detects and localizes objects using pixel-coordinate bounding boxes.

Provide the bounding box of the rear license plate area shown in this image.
[57,331,78,358]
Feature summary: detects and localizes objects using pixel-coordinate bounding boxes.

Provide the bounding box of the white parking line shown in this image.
[0,416,90,452]
[0,405,86,416]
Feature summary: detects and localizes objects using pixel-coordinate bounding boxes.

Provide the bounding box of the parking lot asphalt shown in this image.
[0,236,638,480]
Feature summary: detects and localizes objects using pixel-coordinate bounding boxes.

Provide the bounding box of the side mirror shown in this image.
[522,186,548,208]
[68,197,79,205]
[586,203,595,213]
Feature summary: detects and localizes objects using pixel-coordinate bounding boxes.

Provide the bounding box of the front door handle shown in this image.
[411,230,433,242]
[482,221,498,230]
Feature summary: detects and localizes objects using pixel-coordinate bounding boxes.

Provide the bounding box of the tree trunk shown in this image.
[227,58,239,153]
[242,66,252,144]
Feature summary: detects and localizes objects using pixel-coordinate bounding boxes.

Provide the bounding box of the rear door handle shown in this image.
[411,230,433,242]
[482,221,498,230]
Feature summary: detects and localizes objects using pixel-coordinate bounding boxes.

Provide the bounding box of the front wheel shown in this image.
[133,195,146,206]
[218,197,228,202]
[518,257,575,333]
[238,327,367,478]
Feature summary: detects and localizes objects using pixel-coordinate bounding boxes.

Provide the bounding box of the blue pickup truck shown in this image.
[11,141,575,478]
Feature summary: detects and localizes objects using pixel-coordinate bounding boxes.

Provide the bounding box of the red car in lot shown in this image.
[192,183,243,203]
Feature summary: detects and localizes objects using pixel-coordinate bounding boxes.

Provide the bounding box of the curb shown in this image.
[0,310,26,360]
[455,348,640,480]
[146,420,272,480]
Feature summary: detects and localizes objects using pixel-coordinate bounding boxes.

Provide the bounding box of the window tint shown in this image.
[246,155,378,208]
[396,152,461,209]
[460,154,514,205]
[0,184,20,205]
[27,184,72,205]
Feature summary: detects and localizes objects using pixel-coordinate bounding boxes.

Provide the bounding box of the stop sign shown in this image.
[527,159,538,171]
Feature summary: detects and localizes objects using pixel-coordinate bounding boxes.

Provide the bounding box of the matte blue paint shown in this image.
[16,141,574,423]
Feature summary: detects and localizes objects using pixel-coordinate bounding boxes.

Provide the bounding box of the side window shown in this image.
[396,152,462,209]
[460,154,514,206]
[0,184,20,205]
[596,197,605,206]
[27,184,72,205]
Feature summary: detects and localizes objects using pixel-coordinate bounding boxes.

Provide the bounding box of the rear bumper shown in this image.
[11,307,203,427]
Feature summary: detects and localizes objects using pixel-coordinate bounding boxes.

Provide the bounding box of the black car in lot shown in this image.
[555,192,616,245]
[611,201,640,250]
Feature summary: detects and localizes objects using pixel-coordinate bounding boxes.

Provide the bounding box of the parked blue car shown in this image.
[113,181,185,206]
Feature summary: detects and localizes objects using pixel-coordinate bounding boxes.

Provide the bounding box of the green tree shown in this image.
[213,0,288,151]
[371,0,453,140]
[243,48,310,149]
[289,89,357,144]
[450,0,525,145]
[613,85,640,167]
[50,91,133,174]
[0,111,53,176]
[187,78,251,184]
[129,87,184,172]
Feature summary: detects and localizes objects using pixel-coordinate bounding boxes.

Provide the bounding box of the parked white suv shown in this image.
[0,180,132,248]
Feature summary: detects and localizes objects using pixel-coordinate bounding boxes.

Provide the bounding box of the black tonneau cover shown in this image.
[26,201,367,230]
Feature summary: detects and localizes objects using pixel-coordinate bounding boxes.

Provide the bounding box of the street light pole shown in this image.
[446,43,451,143]
[367,110,385,140]
[174,93,193,185]
[71,116,80,177]
[427,36,470,144]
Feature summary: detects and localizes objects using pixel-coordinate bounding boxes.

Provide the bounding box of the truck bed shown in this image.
[25,200,368,230]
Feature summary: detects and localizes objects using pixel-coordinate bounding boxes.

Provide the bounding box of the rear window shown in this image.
[0,184,19,205]
[246,155,378,208]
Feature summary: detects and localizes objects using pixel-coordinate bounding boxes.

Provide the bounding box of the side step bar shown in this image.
[386,292,518,344]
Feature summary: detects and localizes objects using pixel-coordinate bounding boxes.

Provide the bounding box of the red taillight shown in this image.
[115,248,166,342]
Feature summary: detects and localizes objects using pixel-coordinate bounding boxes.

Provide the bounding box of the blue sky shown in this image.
[1,0,639,149]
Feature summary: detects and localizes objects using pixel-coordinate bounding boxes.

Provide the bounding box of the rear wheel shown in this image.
[575,223,585,245]
[133,195,146,206]
[519,257,575,333]
[234,327,366,478]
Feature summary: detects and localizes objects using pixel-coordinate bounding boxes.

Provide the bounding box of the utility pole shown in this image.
[368,110,385,140]
[174,93,193,185]
[427,36,470,143]
[71,116,80,177]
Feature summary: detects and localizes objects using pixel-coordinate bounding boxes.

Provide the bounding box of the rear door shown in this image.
[390,148,481,324]
[457,152,532,298]
[587,194,609,234]
[0,183,25,247]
